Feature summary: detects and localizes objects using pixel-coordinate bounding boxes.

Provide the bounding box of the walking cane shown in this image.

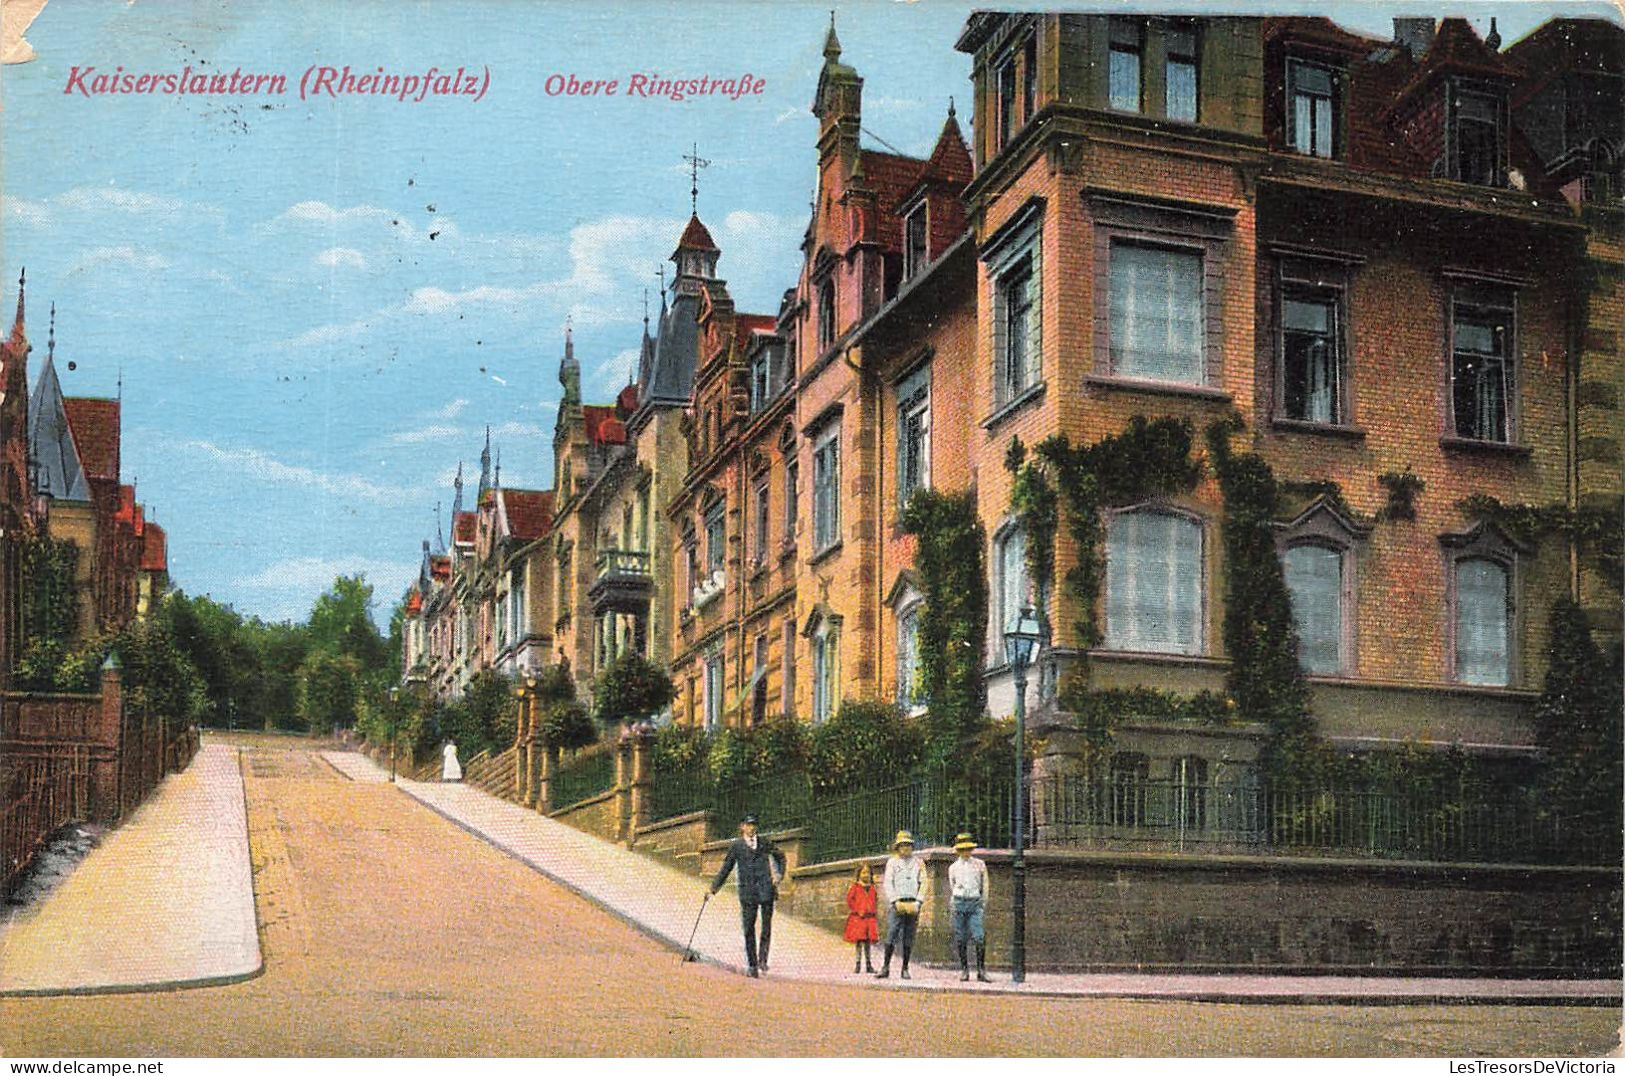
[681,891,710,963]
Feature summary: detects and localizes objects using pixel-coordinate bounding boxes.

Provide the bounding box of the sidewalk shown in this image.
[0,743,262,996]
[321,750,1622,1006]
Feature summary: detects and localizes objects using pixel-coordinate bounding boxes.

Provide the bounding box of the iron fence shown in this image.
[808,772,1015,863]
[709,770,813,840]
[649,757,713,823]
[550,745,616,809]
[1033,774,1618,865]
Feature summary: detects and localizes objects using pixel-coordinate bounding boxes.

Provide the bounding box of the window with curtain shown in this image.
[896,600,923,711]
[1022,36,1038,124]
[1108,19,1142,113]
[1288,60,1336,158]
[1454,88,1503,186]
[812,625,838,723]
[1454,557,1510,686]
[1166,25,1198,122]
[1105,508,1203,654]
[704,653,724,728]
[705,503,725,576]
[752,480,770,567]
[996,526,1029,648]
[813,426,840,552]
[897,366,931,506]
[1284,544,1344,674]
[1281,288,1342,424]
[784,458,799,538]
[1453,287,1514,442]
[1109,243,1204,384]
[1000,255,1037,403]
[752,634,768,725]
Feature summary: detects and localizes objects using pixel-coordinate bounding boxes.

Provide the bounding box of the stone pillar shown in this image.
[613,726,635,845]
[96,657,123,823]
[628,721,654,843]
[514,686,531,804]
[538,746,557,813]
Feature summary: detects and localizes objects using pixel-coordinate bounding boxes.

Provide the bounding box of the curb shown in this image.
[384,773,1624,1008]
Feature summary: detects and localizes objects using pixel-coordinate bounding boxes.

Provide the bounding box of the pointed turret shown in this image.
[7,268,26,354]
[451,461,465,517]
[28,316,90,502]
[812,13,863,169]
[478,425,492,499]
[559,321,581,407]
[671,215,720,291]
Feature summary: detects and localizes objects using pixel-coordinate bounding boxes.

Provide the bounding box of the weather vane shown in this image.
[682,142,710,216]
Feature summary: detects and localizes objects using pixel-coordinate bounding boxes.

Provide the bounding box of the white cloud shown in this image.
[492,421,547,439]
[1,195,51,228]
[279,316,376,350]
[68,246,170,275]
[56,186,196,218]
[184,440,409,501]
[4,187,221,232]
[773,107,802,125]
[234,555,415,592]
[435,398,470,419]
[314,247,367,270]
[591,347,640,394]
[401,282,552,316]
[384,424,463,446]
[279,200,396,226]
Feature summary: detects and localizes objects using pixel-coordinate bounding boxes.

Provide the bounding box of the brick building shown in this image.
[400,14,1621,782]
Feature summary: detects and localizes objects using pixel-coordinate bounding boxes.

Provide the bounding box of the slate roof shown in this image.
[27,353,90,501]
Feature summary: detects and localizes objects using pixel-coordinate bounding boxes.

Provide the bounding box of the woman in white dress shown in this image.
[441,741,462,782]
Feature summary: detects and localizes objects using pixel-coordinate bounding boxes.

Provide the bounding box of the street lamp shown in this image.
[387,687,399,783]
[1004,603,1041,984]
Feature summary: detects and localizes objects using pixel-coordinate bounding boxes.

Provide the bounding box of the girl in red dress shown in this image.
[844,862,879,973]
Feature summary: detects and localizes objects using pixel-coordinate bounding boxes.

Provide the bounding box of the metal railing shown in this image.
[1,750,90,893]
[595,549,652,579]
[649,757,714,823]
[550,745,617,809]
[808,771,1015,864]
[710,769,814,840]
[1033,774,1618,865]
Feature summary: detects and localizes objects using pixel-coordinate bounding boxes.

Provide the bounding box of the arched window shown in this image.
[1283,543,1346,675]
[1104,508,1203,655]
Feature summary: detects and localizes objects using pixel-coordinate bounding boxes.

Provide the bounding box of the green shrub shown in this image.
[708,717,809,791]
[651,722,710,776]
[592,652,676,727]
[808,699,924,795]
[540,700,597,751]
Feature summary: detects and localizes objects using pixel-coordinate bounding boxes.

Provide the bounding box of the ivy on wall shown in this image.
[1204,414,1322,784]
[15,535,86,692]
[1460,493,1624,594]
[900,488,990,767]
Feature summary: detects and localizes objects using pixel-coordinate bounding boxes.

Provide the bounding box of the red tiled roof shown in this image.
[677,214,718,252]
[734,313,777,349]
[860,150,929,255]
[583,404,627,446]
[503,488,554,540]
[140,522,167,573]
[62,397,119,480]
[616,382,640,415]
[1390,18,1520,111]
[922,114,973,191]
[431,555,451,580]
[453,511,476,544]
[405,589,423,616]
[1264,15,1379,57]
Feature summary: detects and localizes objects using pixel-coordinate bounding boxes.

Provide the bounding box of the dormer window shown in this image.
[1108,19,1143,113]
[1287,59,1338,158]
[1165,25,1199,123]
[749,344,774,414]
[1452,86,1504,186]
[903,205,928,282]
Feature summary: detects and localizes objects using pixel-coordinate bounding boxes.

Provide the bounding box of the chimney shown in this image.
[1393,18,1436,60]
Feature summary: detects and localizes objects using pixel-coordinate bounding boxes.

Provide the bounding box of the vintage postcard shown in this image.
[0,0,1620,1062]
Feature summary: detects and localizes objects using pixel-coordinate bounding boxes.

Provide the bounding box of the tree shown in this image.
[1535,599,1624,847]
[307,575,387,672]
[296,652,362,734]
[591,652,676,727]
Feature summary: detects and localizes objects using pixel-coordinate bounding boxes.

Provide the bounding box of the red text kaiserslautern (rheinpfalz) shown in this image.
[62,65,495,103]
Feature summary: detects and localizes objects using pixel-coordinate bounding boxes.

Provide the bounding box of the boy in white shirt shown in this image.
[876,830,927,979]
[948,832,991,982]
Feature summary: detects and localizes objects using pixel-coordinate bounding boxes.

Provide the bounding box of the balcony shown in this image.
[589,548,653,616]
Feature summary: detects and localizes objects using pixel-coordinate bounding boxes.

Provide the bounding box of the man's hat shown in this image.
[953,832,977,851]
[741,814,759,825]
[892,829,915,848]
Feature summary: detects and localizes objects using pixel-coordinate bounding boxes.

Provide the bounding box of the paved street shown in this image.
[1,734,1618,1057]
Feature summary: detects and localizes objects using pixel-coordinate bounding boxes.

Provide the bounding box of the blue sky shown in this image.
[2,1,1616,624]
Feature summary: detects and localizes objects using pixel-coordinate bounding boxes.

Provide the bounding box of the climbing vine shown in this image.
[900,488,989,767]
[1459,493,1624,594]
[1376,469,1426,522]
[14,535,85,692]
[1204,413,1322,785]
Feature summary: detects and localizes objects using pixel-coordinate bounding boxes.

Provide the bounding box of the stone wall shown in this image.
[550,789,618,842]
[806,848,1620,976]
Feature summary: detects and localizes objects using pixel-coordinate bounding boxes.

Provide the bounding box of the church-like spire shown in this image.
[434,500,446,554]
[46,302,55,363]
[824,10,841,62]
[451,460,465,517]
[559,319,581,406]
[8,268,25,351]
[478,425,492,499]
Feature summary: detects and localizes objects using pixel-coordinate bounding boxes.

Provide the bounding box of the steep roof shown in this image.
[27,353,90,501]
[676,214,718,252]
[859,150,930,255]
[583,404,627,446]
[404,588,423,616]
[140,522,167,573]
[734,313,778,349]
[922,111,974,190]
[453,510,477,545]
[63,397,120,481]
[640,291,701,407]
[502,488,554,540]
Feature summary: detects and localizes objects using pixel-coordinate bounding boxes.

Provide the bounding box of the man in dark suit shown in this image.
[710,813,786,977]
